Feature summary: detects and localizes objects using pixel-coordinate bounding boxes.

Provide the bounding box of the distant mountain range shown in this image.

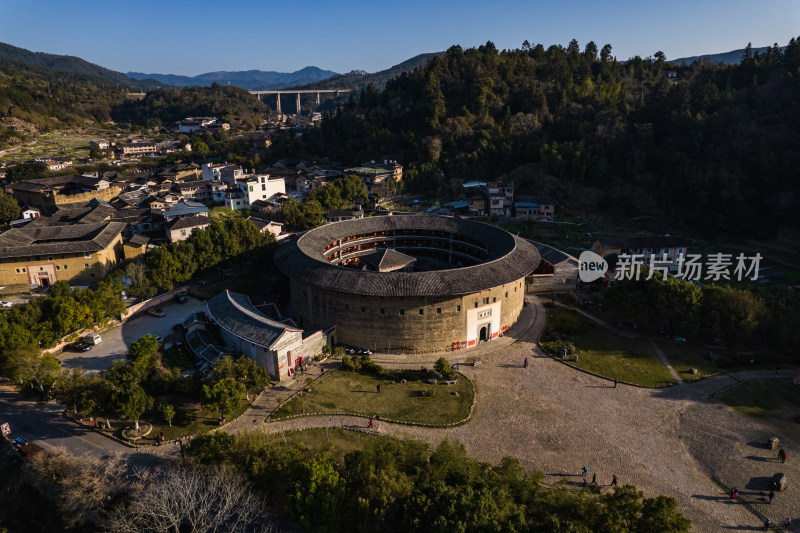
[670,45,786,65]
[0,42,161,89]
[125,67,339,90]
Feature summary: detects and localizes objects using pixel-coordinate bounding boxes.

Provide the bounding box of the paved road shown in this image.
[0,386,160,467]
[57,297,206,373]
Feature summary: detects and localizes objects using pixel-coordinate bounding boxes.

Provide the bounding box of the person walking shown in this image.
[581,465,588,478]
[611,474,618,486]
[769,490,775,504]
[784,517,792,529]
[764,518,771,531]
[524,357,529,369]
[368,418,374,428]
[613,378,618,388]
[730,487,738,500]
[591,473,597,486]
[778,449,787,463]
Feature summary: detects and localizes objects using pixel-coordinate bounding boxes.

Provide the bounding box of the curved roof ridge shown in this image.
[276,215,541,297]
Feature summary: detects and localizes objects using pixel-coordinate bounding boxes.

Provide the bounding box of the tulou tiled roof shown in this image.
[0,221,126,259]
[275,215,541,297]
[206,290,301,349]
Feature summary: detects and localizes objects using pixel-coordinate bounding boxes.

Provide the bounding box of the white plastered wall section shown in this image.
[465,301,502,347]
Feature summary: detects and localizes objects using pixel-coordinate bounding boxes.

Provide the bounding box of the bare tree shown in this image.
[25,447,127,529]
[107,464,275,533]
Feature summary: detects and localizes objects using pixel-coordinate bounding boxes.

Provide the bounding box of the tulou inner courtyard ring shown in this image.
[275,215,541,353]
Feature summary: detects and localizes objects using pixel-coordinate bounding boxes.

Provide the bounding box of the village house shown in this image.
[0,222,125,290]
[326,206,364,223]
[246,216,283,238]
[204,290,328,380]
[487,181,514,216]
[166,215,211,243]
[593,235,689,277]
[177,117,218,134]
[8,176,120,214]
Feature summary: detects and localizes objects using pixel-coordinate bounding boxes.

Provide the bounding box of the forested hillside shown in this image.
[110,85,268,131]
[0,59,268,146]
[0,59,127,145]
[296,53,443,91]
[275,39,800,237]
[0,41,158,89]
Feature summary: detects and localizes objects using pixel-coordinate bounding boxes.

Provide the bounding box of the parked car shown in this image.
[0,301,12,308]
[84,334,102,345]
[148,308,166,318]
[66,340,92,352]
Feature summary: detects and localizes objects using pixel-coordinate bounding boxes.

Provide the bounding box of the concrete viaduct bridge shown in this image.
[248,89,350,115]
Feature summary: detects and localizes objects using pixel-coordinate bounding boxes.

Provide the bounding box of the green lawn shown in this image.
[654,339,794,379]
[282,428,385,459]
[542,308,676,387]
[718,379,800,445]
[209,206,249,219]
[132,394,253,444]
[654,341,719,380]
[273,369,474,425]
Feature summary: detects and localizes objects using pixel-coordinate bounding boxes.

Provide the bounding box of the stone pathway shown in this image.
[648,338,684,384]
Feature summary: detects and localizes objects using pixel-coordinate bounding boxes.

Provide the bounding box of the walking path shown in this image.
[648,338,684,383]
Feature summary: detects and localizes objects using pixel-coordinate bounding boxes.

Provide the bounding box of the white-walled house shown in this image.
[166,215,211,242]
[206,290,328,380]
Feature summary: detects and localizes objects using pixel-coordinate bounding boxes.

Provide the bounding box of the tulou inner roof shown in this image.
[275,215,540,297]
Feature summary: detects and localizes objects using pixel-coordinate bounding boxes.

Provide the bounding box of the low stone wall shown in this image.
[122,287,188,321]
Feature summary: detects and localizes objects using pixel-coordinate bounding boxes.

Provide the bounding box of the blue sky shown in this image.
[1,0,798,75]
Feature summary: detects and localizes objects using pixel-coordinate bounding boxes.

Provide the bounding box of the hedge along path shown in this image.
[268,369,477,428]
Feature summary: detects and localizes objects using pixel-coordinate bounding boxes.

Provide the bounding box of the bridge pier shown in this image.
[316,92,320,105]
[296,93,301,116]
[275,92,281,114]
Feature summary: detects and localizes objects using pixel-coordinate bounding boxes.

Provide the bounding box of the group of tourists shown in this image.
[580,466,618,488]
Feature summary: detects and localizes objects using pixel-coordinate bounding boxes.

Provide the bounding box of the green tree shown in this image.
[147,246,181,290]
[287,453,345,531]
[106,360,153,429]
[194,141,210,157]
[600,43,613,62]
[637,495,691,532]
[159,402,176,427]
[126,261,156,299]
[128,334,159,376]
[0,191,20,223]
[201,377,245,419]
[434,356,453,377]
[186,431,234,467]
[701,285,766,342]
